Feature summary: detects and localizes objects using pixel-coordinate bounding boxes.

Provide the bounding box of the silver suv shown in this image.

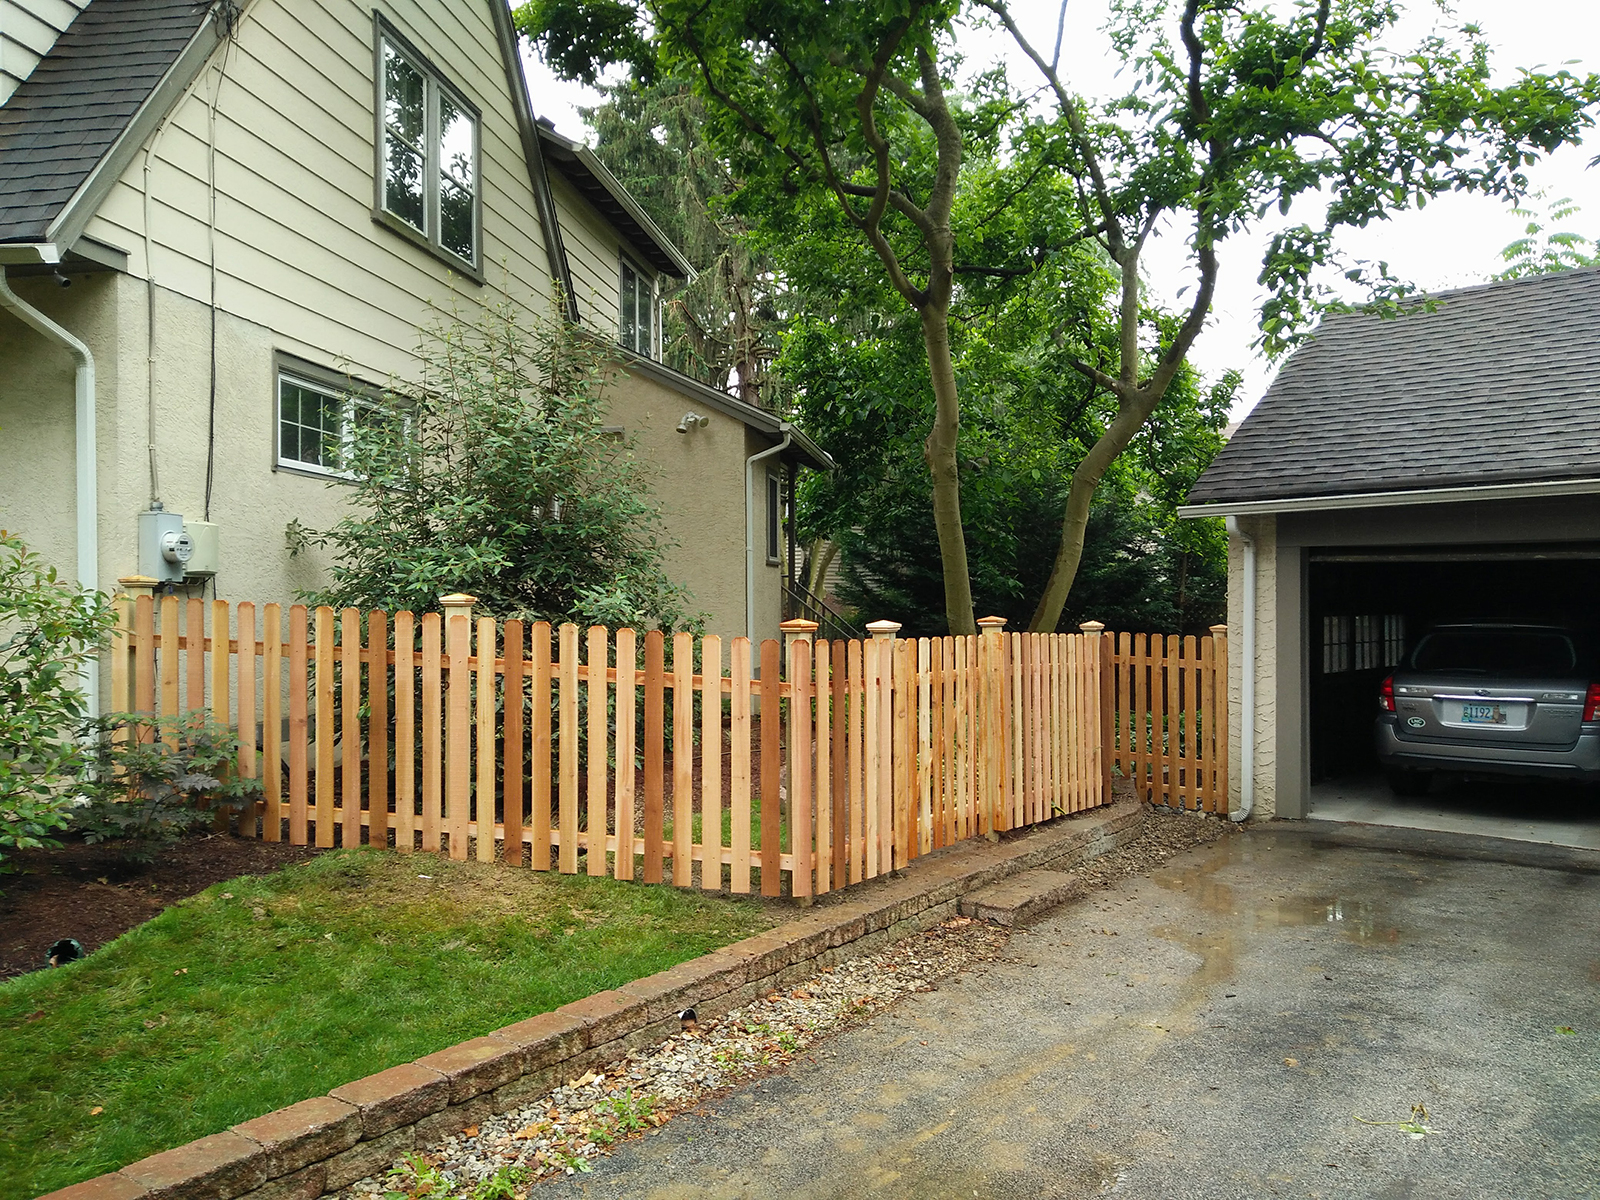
[1376,624,1600,795]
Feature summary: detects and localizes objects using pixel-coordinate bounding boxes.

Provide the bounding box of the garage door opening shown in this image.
[1306,545,1600,850]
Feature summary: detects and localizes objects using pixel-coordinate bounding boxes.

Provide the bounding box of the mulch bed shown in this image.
[0,835,323,981]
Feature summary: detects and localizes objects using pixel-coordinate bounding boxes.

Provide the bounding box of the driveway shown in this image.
[550,824,1600,1199]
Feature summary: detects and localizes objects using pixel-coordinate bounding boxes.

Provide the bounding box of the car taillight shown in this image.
[1379,674,1395,713]
[1585,684,1600,722]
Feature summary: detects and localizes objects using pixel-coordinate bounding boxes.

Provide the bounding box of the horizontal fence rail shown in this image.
[107,582,1223,895]
[1111,627,1230,813]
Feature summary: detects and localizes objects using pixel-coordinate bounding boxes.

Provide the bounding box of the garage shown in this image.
[1179,265,1600,848]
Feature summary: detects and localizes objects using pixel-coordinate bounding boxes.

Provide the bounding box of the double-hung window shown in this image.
[375,18,480,273]
[619,258,657,357]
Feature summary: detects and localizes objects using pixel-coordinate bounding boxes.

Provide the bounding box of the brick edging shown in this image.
[43,795,1144,1200]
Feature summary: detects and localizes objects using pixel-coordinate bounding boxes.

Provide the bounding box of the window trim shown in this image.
[765,471,782,566]
[618,254,659,359]
[273,353,388,482]
[371,12,485,283]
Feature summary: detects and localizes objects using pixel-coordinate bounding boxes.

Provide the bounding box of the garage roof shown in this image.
[1185,267,1600,512]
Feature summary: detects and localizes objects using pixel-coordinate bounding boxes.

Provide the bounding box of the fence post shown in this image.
[865,620,900,874]
[1079,621,1111,807]
[782,620,819,900]
[441,593,476,861]
[1210,623,1229,815]
[113,576,156,717]
[975,616,1007,839]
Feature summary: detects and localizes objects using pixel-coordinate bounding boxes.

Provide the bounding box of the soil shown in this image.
[0,835,323,981]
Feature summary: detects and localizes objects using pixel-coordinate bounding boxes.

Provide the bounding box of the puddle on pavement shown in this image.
[1151,833,1401,944]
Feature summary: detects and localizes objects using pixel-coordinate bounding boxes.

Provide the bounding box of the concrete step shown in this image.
[958,868,1084,927]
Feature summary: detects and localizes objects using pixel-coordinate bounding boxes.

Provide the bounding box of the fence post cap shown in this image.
[438,592,478,608]
[117,575,159,592]
[1078,620,1106,633]
[975,615,1008,631]
[779,619,820,634]
[865,620,902,638]
[1209,623,1229,635]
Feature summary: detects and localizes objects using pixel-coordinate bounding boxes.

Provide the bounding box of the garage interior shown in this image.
[1307,543,1600,848]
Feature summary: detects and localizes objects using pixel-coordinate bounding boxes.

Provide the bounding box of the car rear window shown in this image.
[1408,630,1578,677]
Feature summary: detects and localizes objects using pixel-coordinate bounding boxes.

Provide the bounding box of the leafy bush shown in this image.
[76,711,262,862]
[291,300,699,631]
[0,529,115,872]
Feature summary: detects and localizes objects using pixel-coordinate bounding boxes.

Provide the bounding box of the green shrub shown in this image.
[0,529,114,873]
[75,711,263,862]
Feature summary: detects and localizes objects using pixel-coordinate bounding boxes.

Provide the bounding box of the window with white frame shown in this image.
[276,365,387,477]
[375,19,479,271]
[619,258,657,357]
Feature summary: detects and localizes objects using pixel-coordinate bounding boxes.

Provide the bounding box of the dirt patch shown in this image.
[1068,802,1239,891]
[0,835,323,981]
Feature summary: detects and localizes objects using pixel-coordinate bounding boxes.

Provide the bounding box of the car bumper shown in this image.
[1375,719,1600,779]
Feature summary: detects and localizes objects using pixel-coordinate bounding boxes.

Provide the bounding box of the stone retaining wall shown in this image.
[44,793,1143,1200]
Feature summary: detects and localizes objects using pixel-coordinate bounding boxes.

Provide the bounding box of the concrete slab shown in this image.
[958,869,1083,926]
[542,826,1600,1200]
[1309,773,1600,850]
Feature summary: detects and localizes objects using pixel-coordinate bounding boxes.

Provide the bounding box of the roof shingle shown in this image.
[0,0,209,244]
[1186,267,1600,507]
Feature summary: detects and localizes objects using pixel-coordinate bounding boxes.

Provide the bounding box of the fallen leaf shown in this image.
[89,1106,103,1116]
[461,1124,479,1138]
[173,968,187,976]
[1557,1026,1577,1035]
[791,990,811,1000]
[1284,1058,1299,1067]
[24,1010,44,1022]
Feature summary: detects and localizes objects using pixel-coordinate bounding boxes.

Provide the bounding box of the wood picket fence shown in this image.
[1111,628,1230,812]
[107,579,1228,896]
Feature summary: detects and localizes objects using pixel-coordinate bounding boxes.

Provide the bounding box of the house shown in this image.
[1181,266,1600,820]
[0,0,830,705]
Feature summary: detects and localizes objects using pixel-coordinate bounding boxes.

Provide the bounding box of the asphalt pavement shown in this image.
[549,822,1600,1200]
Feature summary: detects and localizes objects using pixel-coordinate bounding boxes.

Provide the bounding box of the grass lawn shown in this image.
[0,847,775,1199]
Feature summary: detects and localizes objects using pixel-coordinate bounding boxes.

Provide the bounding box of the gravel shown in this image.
[334,804,1231,1199]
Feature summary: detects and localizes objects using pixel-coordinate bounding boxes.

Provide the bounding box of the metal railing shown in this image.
[783,578,863,643]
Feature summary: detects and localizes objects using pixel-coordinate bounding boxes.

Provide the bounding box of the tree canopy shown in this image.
[519,0,1600,633]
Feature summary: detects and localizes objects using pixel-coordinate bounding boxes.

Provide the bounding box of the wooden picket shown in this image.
[1111,625,1229,812]
[108,581,1217,897]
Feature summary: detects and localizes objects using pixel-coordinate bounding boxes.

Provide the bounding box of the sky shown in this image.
[522,0,1600,418]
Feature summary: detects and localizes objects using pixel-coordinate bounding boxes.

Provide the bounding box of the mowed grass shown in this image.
[0,848,776,1199]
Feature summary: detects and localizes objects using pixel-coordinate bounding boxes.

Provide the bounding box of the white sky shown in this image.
[523,0,1600,417]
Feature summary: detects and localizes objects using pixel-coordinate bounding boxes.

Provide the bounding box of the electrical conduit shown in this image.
[0,269,99,714]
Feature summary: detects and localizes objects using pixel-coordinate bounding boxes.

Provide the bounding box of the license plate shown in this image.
[1460,703,1508,725]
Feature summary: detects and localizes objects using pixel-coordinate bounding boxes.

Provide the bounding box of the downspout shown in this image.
[0,269,99,714]
[745,427,793,645]
[1225,515,1254,822]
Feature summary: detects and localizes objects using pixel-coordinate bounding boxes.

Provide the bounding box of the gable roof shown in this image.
[1184,267,1600,513]
[0,0,215,253]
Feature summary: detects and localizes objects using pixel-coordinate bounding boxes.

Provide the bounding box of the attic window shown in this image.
[375,19,480,273]
[619,259,657,358]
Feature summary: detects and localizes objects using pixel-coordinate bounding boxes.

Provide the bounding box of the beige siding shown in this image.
[80,0,554,386]
[0,0,86,104]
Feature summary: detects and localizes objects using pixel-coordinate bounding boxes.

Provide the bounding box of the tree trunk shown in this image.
[805,537,839,597]
[921,302,977,635]
[1029,393,1159,631]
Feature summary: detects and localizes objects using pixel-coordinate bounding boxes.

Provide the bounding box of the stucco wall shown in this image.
[598,366,784,652]
[1226,514,1279,819]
